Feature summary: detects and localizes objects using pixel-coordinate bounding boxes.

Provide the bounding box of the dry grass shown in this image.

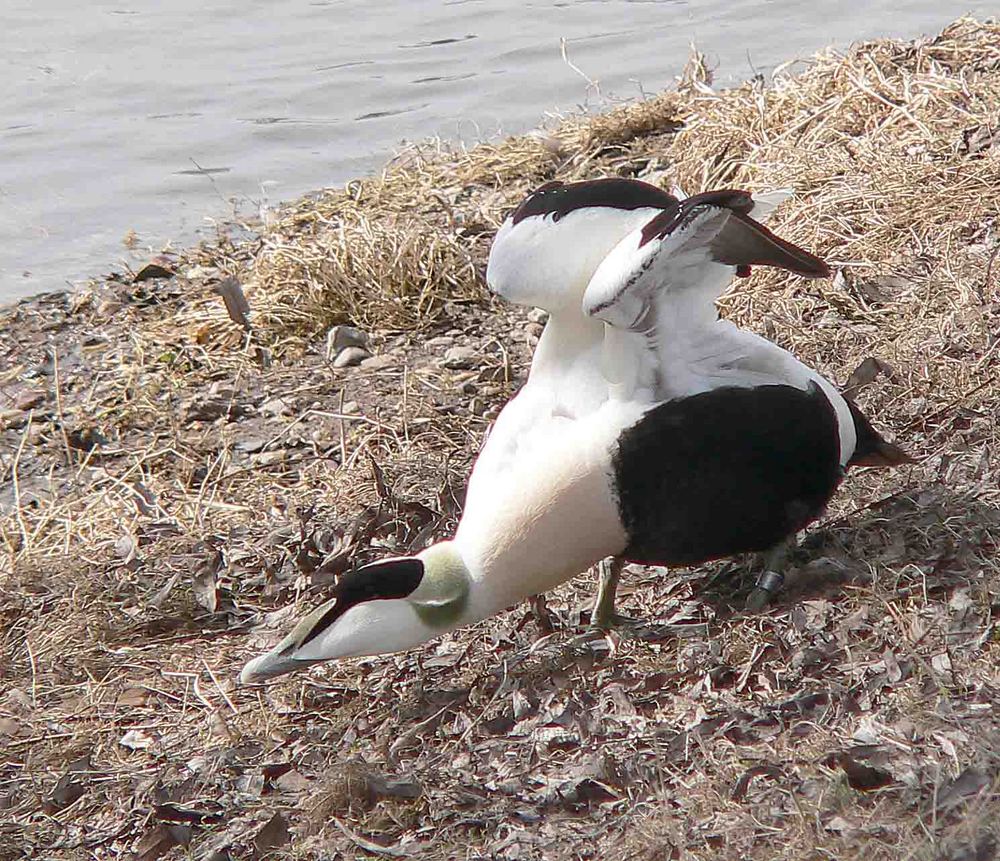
[1,16,999,861]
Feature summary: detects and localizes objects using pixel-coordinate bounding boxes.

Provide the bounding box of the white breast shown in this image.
[456,398,643,612]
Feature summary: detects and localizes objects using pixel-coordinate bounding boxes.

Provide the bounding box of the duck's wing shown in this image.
[582,189,829,332]
[486,178,677,311]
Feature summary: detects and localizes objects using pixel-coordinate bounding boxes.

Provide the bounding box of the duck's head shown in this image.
[239,541,472,684]
[487,178,677,313]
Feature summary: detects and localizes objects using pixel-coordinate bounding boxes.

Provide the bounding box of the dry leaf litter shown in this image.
[1,17,999,861]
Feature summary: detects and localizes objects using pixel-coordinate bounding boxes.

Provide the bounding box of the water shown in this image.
[0,1,993,302]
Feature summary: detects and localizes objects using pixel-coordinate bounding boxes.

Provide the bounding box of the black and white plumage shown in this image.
[239,178,908,683]
[483,178,908,615]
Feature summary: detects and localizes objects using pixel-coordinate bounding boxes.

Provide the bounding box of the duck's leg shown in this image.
[745,535,798,611]
[591,557,627,629]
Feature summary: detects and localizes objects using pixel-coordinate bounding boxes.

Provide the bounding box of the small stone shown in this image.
[442,345,478,369]
[252,450,287,467]
[260,397,291,417]
[14,390,45,411]
[527,308,549,324]
[459,379,478,395]
[524,322,544,339]
[333,346,371,368]
[326,325,370,360]
[425,336,455,348]
[341,400,360,415]
[0,409,28,430]
[96,298,123,318]
[360,353,396,371]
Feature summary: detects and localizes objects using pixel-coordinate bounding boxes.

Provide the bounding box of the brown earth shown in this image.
[1,16,999,861]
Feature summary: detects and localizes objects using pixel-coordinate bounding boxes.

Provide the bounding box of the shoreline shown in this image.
[3,17,999,860]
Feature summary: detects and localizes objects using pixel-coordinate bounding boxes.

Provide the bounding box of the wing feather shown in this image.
[583,190,829,332]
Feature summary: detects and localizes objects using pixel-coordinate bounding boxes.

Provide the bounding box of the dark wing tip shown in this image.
[849,440,914,468]
[711,212,831,278]
[637,189,757,249]
[846,400,913,469]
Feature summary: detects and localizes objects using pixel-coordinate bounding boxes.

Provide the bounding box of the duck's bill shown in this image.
[239,650,323,684]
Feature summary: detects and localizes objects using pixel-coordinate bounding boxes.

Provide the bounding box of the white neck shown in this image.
[530,311,604,379]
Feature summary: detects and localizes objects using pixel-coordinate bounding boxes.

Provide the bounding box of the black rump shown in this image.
[612,383,842,565]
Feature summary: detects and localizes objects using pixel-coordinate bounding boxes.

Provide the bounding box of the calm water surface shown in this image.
[0,1,993,301]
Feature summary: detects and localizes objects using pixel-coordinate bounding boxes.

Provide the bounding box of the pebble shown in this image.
[360,354,397,371]
[96,298,123,319]
[442,345,477,369]
[425,336,455,348]
[333,346,371,368]
[527,307,549,325]
[252,450,287,467]
[14,390,45,411]
[260,397,291,417]
[0,409,27,430]
[326,325,370,360]
[524,322,544,339]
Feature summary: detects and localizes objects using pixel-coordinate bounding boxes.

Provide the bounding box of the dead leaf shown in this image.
[854,274,906,305]
[963,123,1000,156]
[46,756,93,811]
[932,652,954,674]
[333,817,409,857]
[147,572,181,609]
[120,728,156,750]
[830,751,894,791]
[366,774,422,801]
[14,389,45,411]
[556,777,618,809]
[843,356,896,400]
[253,812,291,856]
[274,769,312,793]
[153,802,225,825]
[208,711,232,742]
[134,825,191,861]
[936,768,991,812]
[117,687,150,708]
[213,276,252,331]
[133,260,176,282]
[731,764,783,801]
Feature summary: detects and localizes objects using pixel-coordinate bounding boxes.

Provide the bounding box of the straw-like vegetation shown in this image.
[1,16,998,860]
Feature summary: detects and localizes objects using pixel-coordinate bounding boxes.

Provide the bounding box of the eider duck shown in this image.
[239,180,908,683]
